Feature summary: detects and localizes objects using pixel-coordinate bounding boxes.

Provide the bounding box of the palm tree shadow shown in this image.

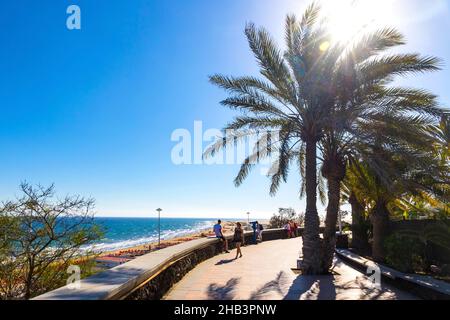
[337,276,392,300]
[283,274,337,300]
[249,271,291,300]
[248,268,338,300]
[282,258,342,300]
[207,277,240,300]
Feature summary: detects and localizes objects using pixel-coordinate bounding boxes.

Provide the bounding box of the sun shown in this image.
[321,0,397,44]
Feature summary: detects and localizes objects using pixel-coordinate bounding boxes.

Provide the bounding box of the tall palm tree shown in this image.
[341,174,370,253]
[316,27,443,270]
[433,115,450,162]
[205,3,343,274]
[205,2,444,273]
[321,133,442,267]
[320,110,442,269]
[429,114,450,209]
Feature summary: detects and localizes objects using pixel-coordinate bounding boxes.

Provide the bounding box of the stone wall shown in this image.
[125,241,223,300]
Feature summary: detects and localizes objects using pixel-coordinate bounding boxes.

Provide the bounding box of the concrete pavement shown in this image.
[164,237,418,300]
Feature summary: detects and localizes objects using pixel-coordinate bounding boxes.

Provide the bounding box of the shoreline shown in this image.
[94,220,265,268]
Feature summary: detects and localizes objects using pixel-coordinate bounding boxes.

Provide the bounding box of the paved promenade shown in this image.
[164,238,418,300]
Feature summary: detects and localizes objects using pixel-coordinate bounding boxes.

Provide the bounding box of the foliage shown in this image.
[385,233,425,273]
[396,220,450,257]
[204,1,446,273]
[0,183,104,300]
[269,208,304,229]
[385,220,450,274]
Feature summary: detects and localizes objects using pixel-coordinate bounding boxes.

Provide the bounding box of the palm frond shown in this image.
[234,153,258,187]
[358,54,442,85]
[245,23,296,104]
[348,27,405,64]
[203,129,255,160]
[317,168,327,205]
[225,116,286,131]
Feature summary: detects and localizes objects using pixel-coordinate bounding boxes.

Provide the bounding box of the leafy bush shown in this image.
[0,183,104,299]
[441,264,450,276]
[384,233,425,273]
[269,208,304,229]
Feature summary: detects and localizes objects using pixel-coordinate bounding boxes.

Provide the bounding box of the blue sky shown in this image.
[0,0,449,218]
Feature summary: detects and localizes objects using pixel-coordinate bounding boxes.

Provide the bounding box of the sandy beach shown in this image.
[95,220,268,268]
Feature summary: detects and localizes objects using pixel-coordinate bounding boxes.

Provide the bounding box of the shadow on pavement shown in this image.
[283,274,337,300]
[215,259,236,265]
[207,278,240,300]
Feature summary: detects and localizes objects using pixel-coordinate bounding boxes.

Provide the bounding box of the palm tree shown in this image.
[341,176,370,253]
[321,133,442,267]
[205,2,444,273]
[316,25,443,270]
[433,115,450,163]
[344,145,444,262]
[320,109,442,269]
[205,3,344,274]
[429,114,450,211]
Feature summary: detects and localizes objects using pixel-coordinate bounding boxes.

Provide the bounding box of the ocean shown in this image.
[84,217,216,252]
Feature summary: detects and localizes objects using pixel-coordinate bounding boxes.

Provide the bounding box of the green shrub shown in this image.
[384,233,425,273]
[269,208,304,229]
[441,264,450,276]
[0,183,104,299]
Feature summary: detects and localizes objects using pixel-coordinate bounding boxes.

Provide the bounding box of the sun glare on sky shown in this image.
[321,0,397,44]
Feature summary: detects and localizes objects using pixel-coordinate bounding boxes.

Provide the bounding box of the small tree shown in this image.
[0,183,103,299]
[269,208,303,228]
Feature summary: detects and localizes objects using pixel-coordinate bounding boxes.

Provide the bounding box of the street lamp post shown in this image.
[156,208,162,247]
[246,212,250,225]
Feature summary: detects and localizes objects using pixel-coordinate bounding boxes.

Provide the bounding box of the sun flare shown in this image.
[321,0,397,44]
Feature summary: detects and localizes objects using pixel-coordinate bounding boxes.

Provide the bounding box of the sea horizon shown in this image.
[83,217,261,253]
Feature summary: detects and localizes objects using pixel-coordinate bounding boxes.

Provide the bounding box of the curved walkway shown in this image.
[164,237,418,300]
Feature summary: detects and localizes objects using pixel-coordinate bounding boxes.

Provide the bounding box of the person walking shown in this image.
[292,221,298,237]
[288,220,295,238]
[284,221,291,238]
[232,222,244,259]
[256,221,264,242]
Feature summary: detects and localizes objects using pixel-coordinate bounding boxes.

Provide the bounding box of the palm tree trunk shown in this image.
[349,191,369,253]
[301,138,322,274]
[321,176,341,272]
[371,200,390,262]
